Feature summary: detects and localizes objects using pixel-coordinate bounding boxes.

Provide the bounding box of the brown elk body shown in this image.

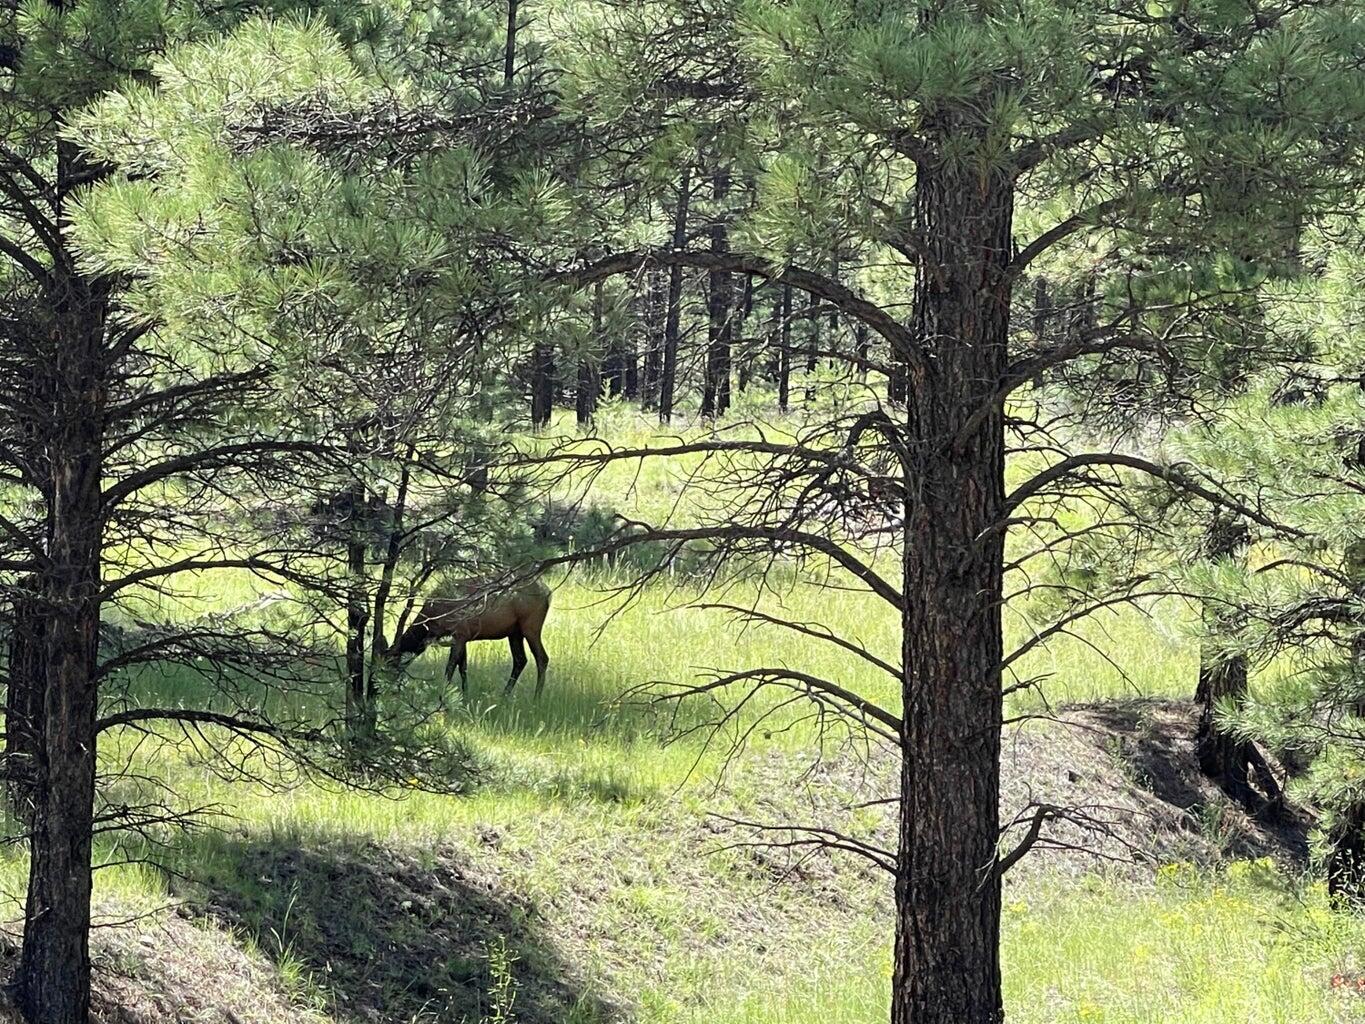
[395,579,552,696]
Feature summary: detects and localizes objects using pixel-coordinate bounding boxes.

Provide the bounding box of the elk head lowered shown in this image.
[395,578,552,697]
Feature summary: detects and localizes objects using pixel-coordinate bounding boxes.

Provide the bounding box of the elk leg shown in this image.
[452,642,469,695]
[526,632,550,699]
[505,631,528,694]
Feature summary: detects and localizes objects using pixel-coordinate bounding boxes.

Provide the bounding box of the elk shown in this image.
[394,578,552,697]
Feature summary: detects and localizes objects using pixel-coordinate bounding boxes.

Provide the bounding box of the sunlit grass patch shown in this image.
[39,410,1353,1023]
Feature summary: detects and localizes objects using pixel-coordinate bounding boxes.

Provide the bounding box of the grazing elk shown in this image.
[394,579,552,697]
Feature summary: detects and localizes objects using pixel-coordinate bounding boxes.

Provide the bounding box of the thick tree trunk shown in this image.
[893,159,1013,1024]
[701,170,732,419]
[658,165,691,424]
[5,581,44,828]
[18,281,106,1024]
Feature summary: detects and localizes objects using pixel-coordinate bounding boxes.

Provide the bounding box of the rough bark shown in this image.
[892,156,1013,1024]
[658,165,690,424]
[17,260,107,1024]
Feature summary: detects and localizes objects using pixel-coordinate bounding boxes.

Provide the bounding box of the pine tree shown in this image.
[556,2,1365,1021]
[2,5,553,1018]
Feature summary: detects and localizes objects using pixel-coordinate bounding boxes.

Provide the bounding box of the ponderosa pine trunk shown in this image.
[17,263,107,1024]
[893,154,1013,1024]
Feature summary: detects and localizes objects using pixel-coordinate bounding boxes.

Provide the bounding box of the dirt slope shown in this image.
[0,698,1312,1024]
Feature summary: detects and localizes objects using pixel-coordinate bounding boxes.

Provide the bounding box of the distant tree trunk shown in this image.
[344,477,371,734]
[854,323,869,380]
[503,0,518,87]
[368,464,411,679]
[659,164,691,424]
[623,331,639,400]
[826,256,840,371]
[641,268,664,410]
[5,580,44,828]
[1194,514,1282,814]
[577,281,602,427]
[735,274,756,392]
[18,262,107,1024]
[803,291,819,403]
[1030,278,1052,389]
[777,284,792,413]
[702,169,732,419]
[576,360,597,425]
[1032,277,1050,343]
[530,340,554,429]
[605,281,626,399]
[1330,534,1365,898]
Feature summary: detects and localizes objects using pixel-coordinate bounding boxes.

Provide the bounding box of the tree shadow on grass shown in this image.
[174,832,619,1024]
[400,648,727,747]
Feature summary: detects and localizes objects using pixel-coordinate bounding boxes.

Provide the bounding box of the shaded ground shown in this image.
[716,697,1310,891]
[0,913,316,1024]
[1001,698,1310,880]
[0,697,1317,1024]
[176,835,618,1024]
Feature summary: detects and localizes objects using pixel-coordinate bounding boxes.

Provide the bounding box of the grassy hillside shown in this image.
[2,411,1362,1024]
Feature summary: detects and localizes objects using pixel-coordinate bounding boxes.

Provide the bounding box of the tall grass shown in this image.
[23,410,1350,1022]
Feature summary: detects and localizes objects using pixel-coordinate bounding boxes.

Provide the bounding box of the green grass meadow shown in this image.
[5,411,1362,1023]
